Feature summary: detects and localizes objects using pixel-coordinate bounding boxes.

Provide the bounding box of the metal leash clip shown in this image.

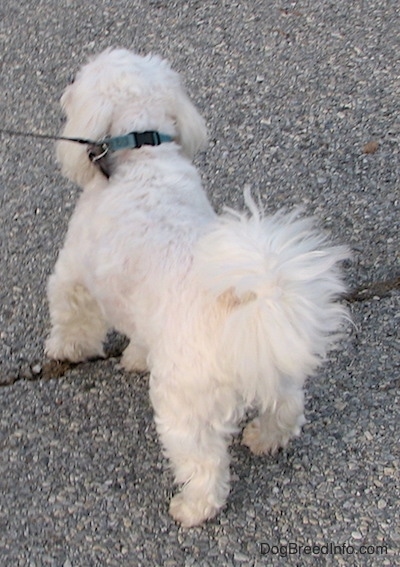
[87,142,109,163]
[86,142,111,178]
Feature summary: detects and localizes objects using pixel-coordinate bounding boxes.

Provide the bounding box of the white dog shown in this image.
[46,48,349,527]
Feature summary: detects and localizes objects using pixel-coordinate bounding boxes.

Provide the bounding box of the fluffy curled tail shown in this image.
[194,192,350,408]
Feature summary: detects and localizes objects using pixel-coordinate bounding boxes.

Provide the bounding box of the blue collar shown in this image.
[87,131,174,178]
[100,130,174,153]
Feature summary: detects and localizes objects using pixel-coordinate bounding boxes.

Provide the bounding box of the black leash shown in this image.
[0,128,94,145]
[0,127,174,179]
[0,128,174,151]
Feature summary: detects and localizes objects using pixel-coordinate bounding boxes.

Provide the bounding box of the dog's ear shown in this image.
[172,89,208,159]
[57,86,114,186]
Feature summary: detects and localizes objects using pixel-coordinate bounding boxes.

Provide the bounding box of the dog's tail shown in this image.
[194,190,350,409]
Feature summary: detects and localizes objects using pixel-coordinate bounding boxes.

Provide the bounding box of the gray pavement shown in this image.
[0,0,399,565]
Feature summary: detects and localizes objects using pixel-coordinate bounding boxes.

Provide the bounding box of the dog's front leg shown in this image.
[45,272,107,363]
[120,341,149,373]
[150,379,231,527]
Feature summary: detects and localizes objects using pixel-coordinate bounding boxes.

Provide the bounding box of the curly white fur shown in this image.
[46,48,350,527]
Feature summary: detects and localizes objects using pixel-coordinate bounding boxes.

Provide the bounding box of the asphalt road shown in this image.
[0,1,399,565]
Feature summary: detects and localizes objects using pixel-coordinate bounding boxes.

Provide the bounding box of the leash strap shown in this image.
[0,128,92,145]
[1,128,174,180]
[0,128,174,152]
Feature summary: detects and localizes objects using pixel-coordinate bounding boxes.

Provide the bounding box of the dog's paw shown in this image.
[242,417,303,456]
[242,419,273,455]
[169,493,219,528]
[120,343,148,373]
[45,336,105,363]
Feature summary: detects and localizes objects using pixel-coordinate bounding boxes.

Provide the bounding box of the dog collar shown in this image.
[87,131,174,178]
[105,131,174,152]
[88,130,173,160]
[89,131,174,160]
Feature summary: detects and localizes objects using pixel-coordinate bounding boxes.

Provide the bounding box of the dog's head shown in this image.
[57,48,208,186]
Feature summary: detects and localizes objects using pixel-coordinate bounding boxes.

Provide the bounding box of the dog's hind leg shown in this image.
[45,275,108,363]
[150,377,234,527]
[242,386,305,455]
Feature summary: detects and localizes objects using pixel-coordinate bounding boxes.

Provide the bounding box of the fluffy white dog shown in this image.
[46,48,349,527]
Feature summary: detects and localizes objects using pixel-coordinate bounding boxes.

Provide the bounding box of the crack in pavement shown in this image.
[344,275,400,302]
[1,276,398,388]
